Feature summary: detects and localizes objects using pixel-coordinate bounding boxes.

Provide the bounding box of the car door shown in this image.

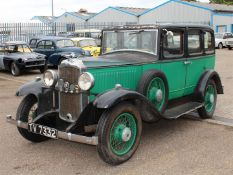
[34,40,46,55]
[184,28,215,95]
[43,40,56,58]
[160,28,187,100]
[0,46,5,70]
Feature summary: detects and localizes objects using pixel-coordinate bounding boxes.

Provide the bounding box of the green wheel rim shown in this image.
[110,113,137,156]
[204,84,216,113]
[146,77,166,112]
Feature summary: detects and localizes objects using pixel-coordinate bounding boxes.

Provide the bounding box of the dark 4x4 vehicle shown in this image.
[33,37,90,65]
[7,25,223,165]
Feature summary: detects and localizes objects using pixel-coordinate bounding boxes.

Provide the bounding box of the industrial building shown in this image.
[33,0,233,33]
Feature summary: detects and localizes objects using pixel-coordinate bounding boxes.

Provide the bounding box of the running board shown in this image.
[163,102,203,119]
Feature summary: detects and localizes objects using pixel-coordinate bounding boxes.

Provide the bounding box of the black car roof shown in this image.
[102,24,213,31]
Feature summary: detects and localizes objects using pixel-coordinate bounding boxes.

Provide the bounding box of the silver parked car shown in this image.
[215,32,233,49]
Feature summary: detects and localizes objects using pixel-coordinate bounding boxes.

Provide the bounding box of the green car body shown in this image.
[9,25,223,165]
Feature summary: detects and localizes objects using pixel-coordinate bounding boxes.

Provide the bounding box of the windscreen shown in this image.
[79,39,97,47]
[102,29,158,55]
[56,39,75,48]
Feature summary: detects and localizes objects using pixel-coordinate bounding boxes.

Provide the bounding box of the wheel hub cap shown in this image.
[156,89,163,102]
[121,127,132,142]
[209,94,214,104]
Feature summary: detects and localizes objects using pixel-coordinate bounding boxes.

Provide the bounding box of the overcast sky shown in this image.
[1,0,209,22]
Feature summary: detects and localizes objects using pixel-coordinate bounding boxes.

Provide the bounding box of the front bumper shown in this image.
[17,59,46,69]
[6,115,98,145]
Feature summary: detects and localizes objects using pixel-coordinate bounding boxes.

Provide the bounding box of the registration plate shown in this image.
[28,123,58,139]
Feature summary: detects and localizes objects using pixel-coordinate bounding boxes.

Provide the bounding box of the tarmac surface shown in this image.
[0,49,233,175]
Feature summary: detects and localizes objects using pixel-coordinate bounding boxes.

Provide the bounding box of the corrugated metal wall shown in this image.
[139,1,211,25]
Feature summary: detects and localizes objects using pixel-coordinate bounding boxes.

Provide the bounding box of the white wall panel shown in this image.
[88,8,138,23]
[139,1,211,25]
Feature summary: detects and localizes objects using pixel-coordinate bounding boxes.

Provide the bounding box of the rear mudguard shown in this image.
[93,88,162,122]
[195,70,224,102]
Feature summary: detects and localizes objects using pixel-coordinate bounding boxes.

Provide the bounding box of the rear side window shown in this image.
[188,30,202,56]
[30,39,37,46]
[204,31,214,54]
[163,30,184,58]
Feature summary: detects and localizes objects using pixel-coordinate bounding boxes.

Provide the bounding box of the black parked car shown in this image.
[33,37,91,65]
[0,41,46,76]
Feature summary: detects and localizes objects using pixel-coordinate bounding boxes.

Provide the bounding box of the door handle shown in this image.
[184,61,192,65]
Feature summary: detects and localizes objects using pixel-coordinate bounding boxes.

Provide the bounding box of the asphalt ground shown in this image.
[0,49,233,175]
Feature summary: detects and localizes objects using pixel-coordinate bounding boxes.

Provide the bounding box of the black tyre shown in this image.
[198,80,217,119]
[218,43,223,49]
[39,64,48,73]
[96,102,142,165]
[228,46,232,50]
[10,62,21,76]
[16,95,49,142]
[137,70,168,113]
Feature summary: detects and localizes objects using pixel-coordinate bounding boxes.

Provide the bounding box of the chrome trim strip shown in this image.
[6,115,98,145]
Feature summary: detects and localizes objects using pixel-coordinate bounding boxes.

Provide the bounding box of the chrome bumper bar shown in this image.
[6,115,98,146]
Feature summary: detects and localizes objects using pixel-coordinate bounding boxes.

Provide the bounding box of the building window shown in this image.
[216,25,227,33]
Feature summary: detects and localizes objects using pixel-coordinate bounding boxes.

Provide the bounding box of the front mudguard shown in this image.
[16,79,58,115]
[195,70,224,102]
[93,88,162,122]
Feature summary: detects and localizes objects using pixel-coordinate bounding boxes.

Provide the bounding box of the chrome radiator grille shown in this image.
[59,65,82,122]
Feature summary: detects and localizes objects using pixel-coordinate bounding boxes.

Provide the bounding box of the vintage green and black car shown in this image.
[7,25,223,165]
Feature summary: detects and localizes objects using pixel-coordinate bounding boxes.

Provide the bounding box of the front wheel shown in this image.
[16,95,50,142]
[228,46,232,50]
[198,80,217,119]
[218,43,223,49]
[96,103,142,165]
[10,62,21,76]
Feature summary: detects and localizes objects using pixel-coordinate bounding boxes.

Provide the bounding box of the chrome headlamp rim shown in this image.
[43,70,58,87]
[78,72,95,91]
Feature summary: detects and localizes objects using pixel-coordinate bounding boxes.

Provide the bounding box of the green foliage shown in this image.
[210,0,233,5]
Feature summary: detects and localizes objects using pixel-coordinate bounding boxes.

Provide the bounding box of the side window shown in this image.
[45,41,54,49]
[30,39,37,46]
[37,41,45,49]
[188,30,202,56]
[204,31,214,54]
[163,30,184,58]
[0,46,4,55]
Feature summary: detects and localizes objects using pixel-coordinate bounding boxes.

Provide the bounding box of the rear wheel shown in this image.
[10,62,21,76]
[96,103,142,165]
[218,43,223,49]
[16,95,49,142]
[228,46,232,50]
[198,80,217,119]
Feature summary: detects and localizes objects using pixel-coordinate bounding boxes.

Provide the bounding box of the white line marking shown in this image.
[204,119,233,127]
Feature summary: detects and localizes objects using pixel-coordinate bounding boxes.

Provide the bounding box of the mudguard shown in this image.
[93,88,162,122]
[16,79,44,97]
[195,70,224,101]
[16,79,58,115]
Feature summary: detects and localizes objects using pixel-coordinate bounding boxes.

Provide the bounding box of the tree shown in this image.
[210,0,233,5]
